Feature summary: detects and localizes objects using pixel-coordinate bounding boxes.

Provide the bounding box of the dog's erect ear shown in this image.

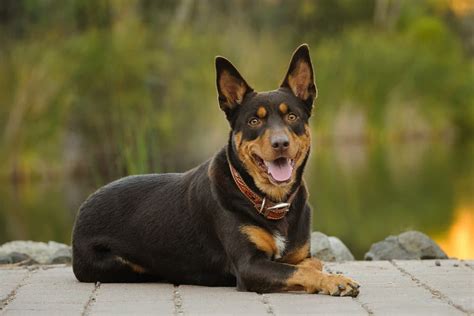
[216,57,253,115]
[280,44,317,109]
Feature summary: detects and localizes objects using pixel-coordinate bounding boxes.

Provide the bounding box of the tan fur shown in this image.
[234,124,311,201]
[257,106,267,118]
[240,225,278,257]
[280,242,311,265]
[219,70,247,106]
[234,131,243,148]
[115,256,147,274]
[288,124,311,173]
[286,258,358,295]
[288,60,313,100]
[279,103,288,114]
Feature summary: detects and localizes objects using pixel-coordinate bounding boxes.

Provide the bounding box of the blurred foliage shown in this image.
[0,0,473,181]
[308,140,474,257]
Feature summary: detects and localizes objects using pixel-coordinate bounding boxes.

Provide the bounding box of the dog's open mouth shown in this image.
[253,155,295,184]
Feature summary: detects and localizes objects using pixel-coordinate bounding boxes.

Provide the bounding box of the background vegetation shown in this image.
[1,0,472,180]
[0,0,473,258]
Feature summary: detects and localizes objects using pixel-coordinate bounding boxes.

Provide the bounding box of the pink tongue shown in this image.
[266,159,293,182]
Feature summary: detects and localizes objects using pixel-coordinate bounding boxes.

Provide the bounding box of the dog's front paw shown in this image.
[319,274,360,297]
[298,258,323,271]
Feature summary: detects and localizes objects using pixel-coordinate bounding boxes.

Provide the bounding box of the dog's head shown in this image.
[216,44,317,201]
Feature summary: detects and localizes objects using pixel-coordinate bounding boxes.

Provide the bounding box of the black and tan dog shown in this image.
[72,44,359,296]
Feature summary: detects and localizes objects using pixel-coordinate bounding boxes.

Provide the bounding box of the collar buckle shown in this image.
[227,152,297,220]
[267,202,291,212]
[259,197,267,213]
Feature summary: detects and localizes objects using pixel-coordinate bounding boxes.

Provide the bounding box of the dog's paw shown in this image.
[319,274,360,297]
[299,258,323,271]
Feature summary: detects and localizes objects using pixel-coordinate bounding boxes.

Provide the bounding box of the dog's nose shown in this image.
[271,134,290,150]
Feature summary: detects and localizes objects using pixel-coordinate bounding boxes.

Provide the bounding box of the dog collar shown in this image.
[227,157,298,220]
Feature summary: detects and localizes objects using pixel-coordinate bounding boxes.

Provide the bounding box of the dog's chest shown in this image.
[240,225,289,260]
[273,232,287,259]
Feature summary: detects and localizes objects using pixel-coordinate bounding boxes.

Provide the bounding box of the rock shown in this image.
[311,232,354,262]
[50,248,72,264]
[365,236,416,260]
[365,230,448,260]
[9,252,31,263]
[0,253,12,264]
[328,236,355,261]
[0,240,71,265]
[398,231,448,259]
[311,232,333,261]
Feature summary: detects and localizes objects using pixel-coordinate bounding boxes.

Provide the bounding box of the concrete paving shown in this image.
[0,260,472,315]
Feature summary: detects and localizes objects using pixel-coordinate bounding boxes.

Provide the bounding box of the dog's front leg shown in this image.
[235,257,359,296]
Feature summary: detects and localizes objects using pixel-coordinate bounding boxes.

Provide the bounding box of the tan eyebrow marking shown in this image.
[257,106,267,118]
[279,103,288,114]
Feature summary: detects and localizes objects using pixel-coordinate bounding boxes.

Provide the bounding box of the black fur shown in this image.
[72,44,316,293]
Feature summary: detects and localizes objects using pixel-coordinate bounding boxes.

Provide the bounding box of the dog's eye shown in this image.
[287,113,298,122]
[248,117,261,127]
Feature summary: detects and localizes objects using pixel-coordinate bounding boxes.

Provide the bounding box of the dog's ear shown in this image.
[215,57,253,117]
[280,44,317,110]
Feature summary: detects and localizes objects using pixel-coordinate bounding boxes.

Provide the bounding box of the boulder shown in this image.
[328,236,355,261]
[0,253,12,264]
[9,252,31,263]
[311,232,355,262]
[50,248,72,264]
[365,231,448,260]
[0,240,71,265]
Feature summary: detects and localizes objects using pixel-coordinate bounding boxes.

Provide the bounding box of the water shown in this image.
[1,141,472,259]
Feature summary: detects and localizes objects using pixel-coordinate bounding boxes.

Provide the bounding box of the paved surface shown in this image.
[0,260,473,315]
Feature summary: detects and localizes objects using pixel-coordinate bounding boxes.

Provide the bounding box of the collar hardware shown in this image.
[227,155,298,220]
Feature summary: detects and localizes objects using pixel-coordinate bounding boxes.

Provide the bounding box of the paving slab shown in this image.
[0,261,472,315]
[0,268,29,304]
[325,261,468,316]
[393,259,474,314]
[265,292,366,315]
[90,283,175,315]
[1,266,94,316]
[179,285,268,315]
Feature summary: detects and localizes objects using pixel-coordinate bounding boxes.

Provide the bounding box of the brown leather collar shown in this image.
[227,155,299,220]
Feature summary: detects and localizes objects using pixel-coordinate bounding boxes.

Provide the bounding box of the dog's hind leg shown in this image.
[72,240,158,283]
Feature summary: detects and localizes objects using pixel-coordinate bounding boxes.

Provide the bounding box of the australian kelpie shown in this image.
[72,44,360,296]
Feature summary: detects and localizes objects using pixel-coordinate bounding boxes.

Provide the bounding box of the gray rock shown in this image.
[365,230,448,260]
[50,247,72,264]
[0,240,71,264]
[311,232,354,262]
[328,236,355,261]
[398,231,448,259]
[0,253,12,264]
[10,252,38,265]
[9,252,31,263]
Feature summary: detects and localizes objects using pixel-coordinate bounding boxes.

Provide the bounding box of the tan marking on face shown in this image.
[279,103,288,114]
[257,106,267,119]
[115,256,146,274]
[240,225,277,257]
[234,131,243,149]
[220,70,247,106]
[236,124,311,201]
[288,123,311,171]
[285,258,359,296]
[280,242,310,265]
[237,129,291,201]
[288,61,313,100]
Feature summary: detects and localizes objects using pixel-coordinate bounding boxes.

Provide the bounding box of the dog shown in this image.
[72,44,360,296]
